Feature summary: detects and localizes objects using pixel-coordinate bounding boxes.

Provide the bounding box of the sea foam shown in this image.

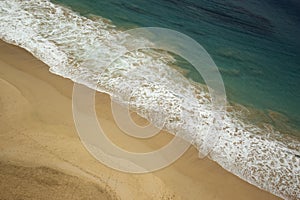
[0,1,299,199]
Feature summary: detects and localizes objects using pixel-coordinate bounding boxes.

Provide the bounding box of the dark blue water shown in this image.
[53,0,300,133]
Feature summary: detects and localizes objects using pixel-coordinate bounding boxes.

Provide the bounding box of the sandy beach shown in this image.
[0,40,281,199]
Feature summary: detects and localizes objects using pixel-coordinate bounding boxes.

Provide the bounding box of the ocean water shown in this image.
[53,0,300,133]
[0,0,299,199]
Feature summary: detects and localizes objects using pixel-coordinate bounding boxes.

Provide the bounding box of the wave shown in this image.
[0,0,299,199]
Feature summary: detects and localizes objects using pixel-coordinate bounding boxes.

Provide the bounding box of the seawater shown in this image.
[54,0,300,133]
[0,0,299,199]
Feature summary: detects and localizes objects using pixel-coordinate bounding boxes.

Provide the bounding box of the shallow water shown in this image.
[53,0,300,132]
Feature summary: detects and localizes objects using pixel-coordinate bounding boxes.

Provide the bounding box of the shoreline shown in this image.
[0,40,281,199]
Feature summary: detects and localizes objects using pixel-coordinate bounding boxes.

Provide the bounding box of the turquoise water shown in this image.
[53,0,300,133]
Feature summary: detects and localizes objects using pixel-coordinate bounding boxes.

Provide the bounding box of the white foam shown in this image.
[0,1,299,199]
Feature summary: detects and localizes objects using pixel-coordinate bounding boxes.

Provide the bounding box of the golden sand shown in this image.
[0,40,281,199]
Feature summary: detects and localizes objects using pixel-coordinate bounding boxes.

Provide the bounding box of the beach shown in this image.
[0,40,281,199]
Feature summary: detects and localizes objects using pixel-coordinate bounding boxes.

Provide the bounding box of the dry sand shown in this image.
[0,40,281,200]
